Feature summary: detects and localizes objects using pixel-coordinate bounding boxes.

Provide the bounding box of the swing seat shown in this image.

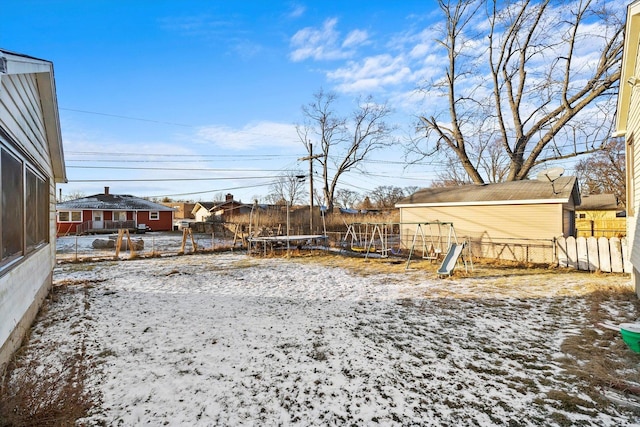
[351,245,376,253]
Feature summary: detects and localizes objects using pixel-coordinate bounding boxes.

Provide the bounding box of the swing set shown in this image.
[343,220,472,274]
[342,222,402,258]
[404,221,459,268]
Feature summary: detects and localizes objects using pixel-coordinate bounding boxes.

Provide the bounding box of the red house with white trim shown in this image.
[57,187,174,235]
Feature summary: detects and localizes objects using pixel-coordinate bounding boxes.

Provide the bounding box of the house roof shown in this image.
[0,49,66,183]
[396,176,580,207]
[210,200,251,212]
[58,193,175,211]
[576,194,619,211]
[193,202,216,212]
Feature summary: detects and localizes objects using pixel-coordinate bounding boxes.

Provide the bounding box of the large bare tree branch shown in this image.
[413,0,623,184]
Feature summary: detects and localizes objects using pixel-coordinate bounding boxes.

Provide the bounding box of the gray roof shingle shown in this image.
[576,194,619,211]
[397,176,579,206]
[57,193,174,211]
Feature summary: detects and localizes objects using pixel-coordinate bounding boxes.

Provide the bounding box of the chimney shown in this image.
[225,193,233,201]
[104,186,110,195]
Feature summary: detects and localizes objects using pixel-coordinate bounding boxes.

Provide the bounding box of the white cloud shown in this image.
[289,18,366,62]
[342,29,369,48]
[327,54,413,93]
[195,121,300,151]
[287,3,306,19]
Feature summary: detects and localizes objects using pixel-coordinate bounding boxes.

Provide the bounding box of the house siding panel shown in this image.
[0,74,50,174]
[400,204,563,240]
[400,203,564,263]
[629,33,640,272]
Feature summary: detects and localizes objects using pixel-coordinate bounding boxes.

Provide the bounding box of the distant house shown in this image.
[206,194,252,222]
[57,187,174,234]
[575,194,625,238]
[0,50,67,369]
[211,194,252,221]
[576,194,622,220]
[192,202,216,222]
[615,0,640,295]
[162,202,195,219]
[396,176,580,263]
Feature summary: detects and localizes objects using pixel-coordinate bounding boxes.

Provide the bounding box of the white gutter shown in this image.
[396,198,570,208]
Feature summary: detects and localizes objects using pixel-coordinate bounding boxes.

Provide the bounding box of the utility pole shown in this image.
[298,143,322,233]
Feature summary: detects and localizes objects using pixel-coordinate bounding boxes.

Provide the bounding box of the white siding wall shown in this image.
[0,73,52,175]
[628,10,640,294]
[0,70,58,369]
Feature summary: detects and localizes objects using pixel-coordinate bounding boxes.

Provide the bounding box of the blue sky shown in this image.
[3,0,615,204]
[3,0,449,203]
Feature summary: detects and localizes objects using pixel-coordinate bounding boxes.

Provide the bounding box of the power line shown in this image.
[60,108,195,127]
[68,175,283,183]
[67,165,301,172]
[66,151,296,158]
[145,181,278,199]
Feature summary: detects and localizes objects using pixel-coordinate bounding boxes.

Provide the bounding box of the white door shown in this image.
[93,211,104,229]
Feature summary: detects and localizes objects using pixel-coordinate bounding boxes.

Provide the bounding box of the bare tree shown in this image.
[334,188,361,208]
[59,190,85,202]
[410,0,623,183]
[297,89,397,211]
[575,137,625,207]
[368,186,406,208]
[266,171,307,206]
[403,186,420,196]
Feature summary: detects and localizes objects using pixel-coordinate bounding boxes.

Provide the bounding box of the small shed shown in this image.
[57,187,175,234]
[396,176,580,263]
[0,49,67,369]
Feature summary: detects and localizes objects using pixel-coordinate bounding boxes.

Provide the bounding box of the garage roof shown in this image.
[396,176,580,207]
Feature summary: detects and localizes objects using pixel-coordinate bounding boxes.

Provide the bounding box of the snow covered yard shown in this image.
[7,252,640,426]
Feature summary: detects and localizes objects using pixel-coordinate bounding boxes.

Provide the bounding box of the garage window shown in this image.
[150,211,159,220]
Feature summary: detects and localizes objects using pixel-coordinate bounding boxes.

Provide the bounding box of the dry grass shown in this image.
[0,283,97,427]
[558,283,640,407]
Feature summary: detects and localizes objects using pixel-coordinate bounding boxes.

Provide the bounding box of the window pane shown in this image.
[2,150,24,261]
[59,211,70,222]
[26,169,38,250]
[38,176,49,243]
[71,211,81,222]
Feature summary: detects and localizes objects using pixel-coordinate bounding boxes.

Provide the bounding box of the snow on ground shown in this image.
[30,250,640,425]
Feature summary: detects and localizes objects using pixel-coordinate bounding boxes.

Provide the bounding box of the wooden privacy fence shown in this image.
[575,218,626,238]
[557,236,631,273]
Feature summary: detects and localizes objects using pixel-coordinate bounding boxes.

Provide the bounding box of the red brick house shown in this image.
[57,187,175,235]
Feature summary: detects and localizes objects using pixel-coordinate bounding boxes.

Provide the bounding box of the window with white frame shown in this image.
[1,133,50,269]
[149,211,159,220]
[58,211,82,222]
[114,211,127,221]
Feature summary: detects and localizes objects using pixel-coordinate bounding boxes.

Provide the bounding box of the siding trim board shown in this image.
[396,199,573,208]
